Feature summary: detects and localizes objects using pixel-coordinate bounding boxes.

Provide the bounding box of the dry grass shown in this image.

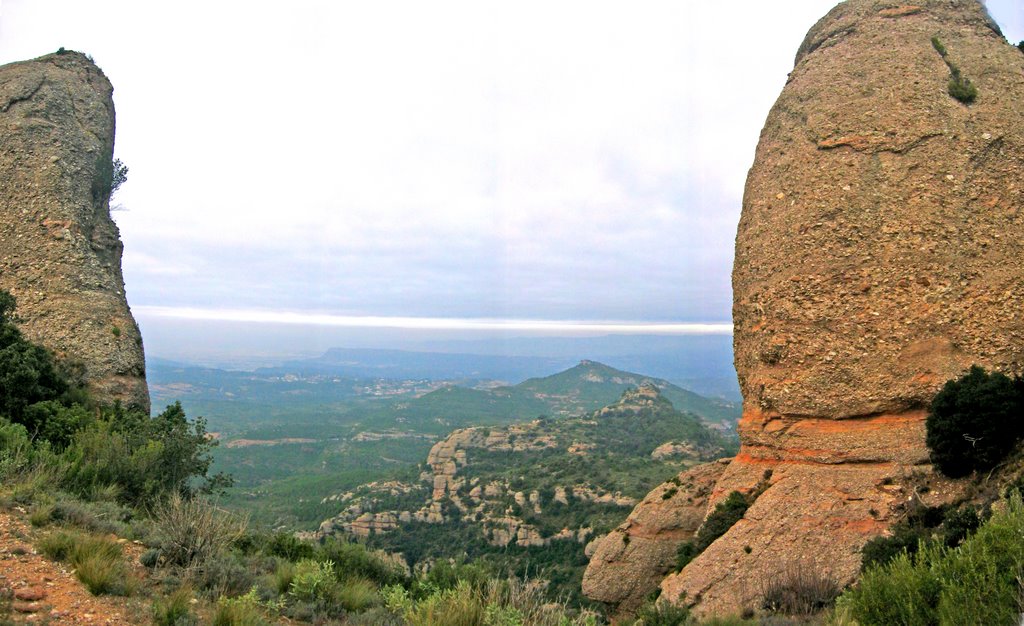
[151,493,248,569]
[760,562,841,617]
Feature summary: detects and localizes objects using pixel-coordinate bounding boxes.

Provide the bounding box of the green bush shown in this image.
[0,293,71,430]
[926,366,1023,477]
[861,504,981,570]
[212,589,272,626]
[264,532,316,562]
[337,577,380,612]
[91,155,128,204]
[318,538,406,588]
[931,36,979,105]
[62,402,229,506]
[38,529,135,596]
[633,598,691,625]
[0,418,33,480]
[152,586,199,626]
[0,290,228,507]
[838,492,1024,625]
[947,75,978,104]
[676,491,750,570]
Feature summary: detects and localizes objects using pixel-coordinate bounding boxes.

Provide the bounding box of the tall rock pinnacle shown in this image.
[0,51,149,413]
[655,0,1024,615]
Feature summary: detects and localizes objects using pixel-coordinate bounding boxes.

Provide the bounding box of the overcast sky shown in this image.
[1,1,1021,333]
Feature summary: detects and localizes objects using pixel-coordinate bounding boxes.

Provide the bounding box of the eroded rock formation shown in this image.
[591,0,1024,616]
[582,461,727,618]
[0,51,147,412]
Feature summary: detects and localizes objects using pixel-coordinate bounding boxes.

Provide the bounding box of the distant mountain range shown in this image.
[360,360,741,434]
[263,347,575,384]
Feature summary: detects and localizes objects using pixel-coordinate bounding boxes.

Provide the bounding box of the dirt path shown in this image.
[0,508,143,624]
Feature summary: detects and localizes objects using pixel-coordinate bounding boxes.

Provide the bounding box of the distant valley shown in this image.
[147,352,740,532]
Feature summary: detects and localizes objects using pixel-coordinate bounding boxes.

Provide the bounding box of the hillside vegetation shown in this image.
[149,358,739,530]
[318,384,735,604]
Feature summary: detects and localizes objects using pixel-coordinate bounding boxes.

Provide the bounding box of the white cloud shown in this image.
[4,0,1019,322]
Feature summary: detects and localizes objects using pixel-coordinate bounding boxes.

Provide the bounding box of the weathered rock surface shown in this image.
[660,0,1024,616]
[582,461,727,617]
[0,51,148,412]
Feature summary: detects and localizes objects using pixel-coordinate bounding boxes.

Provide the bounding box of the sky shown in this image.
[1,1,1022,338]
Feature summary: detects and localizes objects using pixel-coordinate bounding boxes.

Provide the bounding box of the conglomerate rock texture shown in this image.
[647,0,1024,616]
[0,51,148,412]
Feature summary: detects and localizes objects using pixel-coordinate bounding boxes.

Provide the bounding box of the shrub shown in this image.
[273,560,295,595]
[0,418,33,481]
[759,563,841,616]
[633,598,691,625]
[677,491,750,570]
[140,548,161,568]
[838,492,1024,625]
[861,503,980,570]
[152,586,199,626]
[384,576,592,626]
[860,525,925,570]
[212,589,272,626]
[264,532,315,562]
[38,529,135,596]
[947,75,978,104]
[61,402,230,507]
[337,577,380,612]
[1018,41,1023,54]
[926,366,1023,477]
[151,493,248,569]
[931,36,979,105]
[91,155,128,204]
[318,538,406,588]
[838,548,943,626]
[288,559,336,603]
[194,551,258,597]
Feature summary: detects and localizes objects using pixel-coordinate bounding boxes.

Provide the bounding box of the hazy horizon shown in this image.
[5,0,1019,332]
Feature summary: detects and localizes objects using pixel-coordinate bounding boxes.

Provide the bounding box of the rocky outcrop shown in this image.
[582,461,727,617]
[0,51,148,412]
[654,0,1024,616]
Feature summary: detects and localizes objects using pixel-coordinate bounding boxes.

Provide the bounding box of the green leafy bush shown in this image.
[676,491,750,570]
[926,366,1023,477]
[212,589,273,626]
[317,538,406,588]
[0,292,71,431]
[838,492,1024,625]
[931,36,979,104]
[62,402,229,506]
[264,532,316,562]
[861,503,981,570]
[91,155,128,204]
[947,75,978,104]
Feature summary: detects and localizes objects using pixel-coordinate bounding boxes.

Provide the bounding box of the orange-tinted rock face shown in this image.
[659,0,1024,615]
[0,52,148,412]
[582,461,727,617]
